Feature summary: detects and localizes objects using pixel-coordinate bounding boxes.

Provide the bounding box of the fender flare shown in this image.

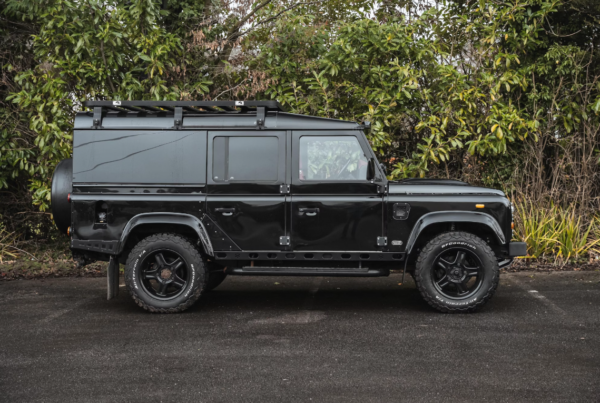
[405,211,506,256]
[118,213,214,257]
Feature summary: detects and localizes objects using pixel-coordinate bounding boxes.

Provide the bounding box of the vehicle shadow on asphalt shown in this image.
[108,276,522,316]
[199,289,426,313]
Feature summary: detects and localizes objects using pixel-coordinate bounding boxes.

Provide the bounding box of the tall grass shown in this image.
[513,201,600,262]
[0,230,19,262]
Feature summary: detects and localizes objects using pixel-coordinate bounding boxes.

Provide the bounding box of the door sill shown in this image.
[229,266,389,277]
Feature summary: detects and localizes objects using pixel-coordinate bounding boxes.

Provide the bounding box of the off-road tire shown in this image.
[414,231,499,313]
[205,263,227,291]
[125,233,206,313]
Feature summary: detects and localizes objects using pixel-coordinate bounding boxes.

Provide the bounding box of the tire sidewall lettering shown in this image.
[441,242,476,250]
[125,235,205,312]
[435,295,478,306]
[185,263,195,297]
[132,258,140,289]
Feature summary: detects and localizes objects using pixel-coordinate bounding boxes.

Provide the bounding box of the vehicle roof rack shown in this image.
[83,100,285,130]
[83,100,286,114]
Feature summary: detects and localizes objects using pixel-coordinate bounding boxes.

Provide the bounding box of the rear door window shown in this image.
[212,136,279,182]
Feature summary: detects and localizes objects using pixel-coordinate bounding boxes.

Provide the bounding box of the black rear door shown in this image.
[206,131,287,251]
[290,132,383,251]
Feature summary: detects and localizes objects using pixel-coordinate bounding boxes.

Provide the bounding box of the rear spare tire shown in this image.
[51,158,73,234]
[414,231,499,313]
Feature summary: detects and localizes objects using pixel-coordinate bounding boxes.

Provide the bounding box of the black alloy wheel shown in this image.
[414,231,500,313]
[140,250,189,300]
[125,233,206,313]
[432,248,484,299]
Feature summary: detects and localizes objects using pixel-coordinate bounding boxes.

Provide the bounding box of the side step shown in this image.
[229,266,389,277]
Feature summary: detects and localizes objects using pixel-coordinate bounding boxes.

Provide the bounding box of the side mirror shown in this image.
[379,163,387,175]
[367,158,376,181]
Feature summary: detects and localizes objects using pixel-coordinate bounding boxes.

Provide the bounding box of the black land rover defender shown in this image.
[51,100,526,313]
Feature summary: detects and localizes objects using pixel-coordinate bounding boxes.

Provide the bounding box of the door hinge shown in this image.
[279,236,290,246]
[377,236,387,247]
[279,184,290,194]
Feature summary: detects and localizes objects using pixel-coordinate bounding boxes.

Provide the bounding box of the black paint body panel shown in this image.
[61,108,522,268]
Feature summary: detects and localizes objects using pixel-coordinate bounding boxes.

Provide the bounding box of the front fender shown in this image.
[118,213,214,256]
[405,211,506,256]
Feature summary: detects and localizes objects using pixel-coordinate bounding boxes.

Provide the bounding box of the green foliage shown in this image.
[258,1,574,179]
[4,0,194,209]
[1,0,368,211]
[1,0,599,261]
[513,201,600,261]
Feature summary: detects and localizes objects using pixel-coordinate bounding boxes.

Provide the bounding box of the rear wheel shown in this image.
[414,232,499,313]
[125,233,206,313]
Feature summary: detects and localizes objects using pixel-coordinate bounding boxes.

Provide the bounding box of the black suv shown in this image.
[51,100,526,313]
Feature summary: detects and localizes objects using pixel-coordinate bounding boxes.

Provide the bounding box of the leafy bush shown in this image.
[0,0,599,261]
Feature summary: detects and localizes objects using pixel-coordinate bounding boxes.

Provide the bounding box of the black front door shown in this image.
[206,131,287,251]
[290,132,384,251]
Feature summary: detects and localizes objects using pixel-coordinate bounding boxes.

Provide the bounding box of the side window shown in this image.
[299,136,368,181]
[213,136,279,182]
[73,130,207,184]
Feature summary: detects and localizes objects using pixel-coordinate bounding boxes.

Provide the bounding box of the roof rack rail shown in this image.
[83,100,285,114]
[83,100,285,130]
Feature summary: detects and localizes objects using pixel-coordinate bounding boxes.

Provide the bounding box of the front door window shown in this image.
[299,136,368,181]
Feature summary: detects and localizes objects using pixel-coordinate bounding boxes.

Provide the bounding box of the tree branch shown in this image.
[228,0,324,42]
[227,0,273,37]
[214,79,248,100]
[100,40,116,93]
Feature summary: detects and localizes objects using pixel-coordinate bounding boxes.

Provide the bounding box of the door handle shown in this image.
[215,207,235,216]
[299,208,319,216]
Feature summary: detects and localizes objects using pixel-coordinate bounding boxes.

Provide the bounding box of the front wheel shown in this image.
[125,233,207,313]
[414,232,499,313]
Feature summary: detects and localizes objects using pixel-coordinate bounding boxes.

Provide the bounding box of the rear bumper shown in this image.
[508,242,527,257]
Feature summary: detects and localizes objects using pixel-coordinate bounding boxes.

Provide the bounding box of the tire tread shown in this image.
[414,231,499,313]
[125,233,205,313]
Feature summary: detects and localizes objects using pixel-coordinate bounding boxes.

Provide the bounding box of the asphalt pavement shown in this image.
[1,271,599,403]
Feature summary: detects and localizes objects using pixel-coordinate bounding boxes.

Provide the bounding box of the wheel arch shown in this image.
[118,213,214,258]
[405,211,506,258]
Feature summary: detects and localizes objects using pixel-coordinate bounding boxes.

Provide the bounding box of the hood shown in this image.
[388,179,505,196]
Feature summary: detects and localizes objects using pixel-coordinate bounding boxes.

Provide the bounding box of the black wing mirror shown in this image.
[367,158,376,181]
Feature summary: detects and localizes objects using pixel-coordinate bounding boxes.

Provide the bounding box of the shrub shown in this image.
[513,201,600,262]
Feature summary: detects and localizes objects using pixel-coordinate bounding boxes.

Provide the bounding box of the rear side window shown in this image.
[299,136,368,181]
[213,136,279,182]
[72,130,207,184]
